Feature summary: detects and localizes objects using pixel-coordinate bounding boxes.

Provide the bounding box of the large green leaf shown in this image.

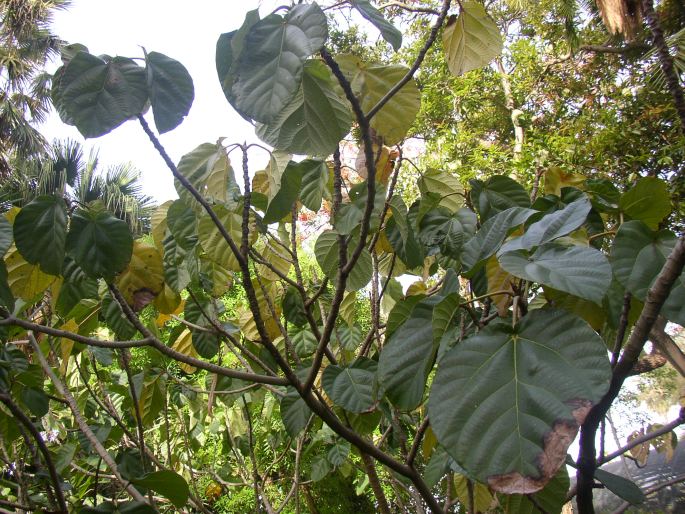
[428,309,611,493]
[55,257,99,316]
[215,10,260,121]
[314,230,372,291]
[334,181,385,236]
[619,177,671,229]
[66,207,133,281]
[256,60,352,156]
[166,200,198,251]
[102,292,137,340]
[499,196,592,253]
[378,296,443,410]
[162,233,190,293]
[130,470,190,508]
[351,0,402,51]
[443,1,502,76]
[418,207,477,259]
[0,216,11,257]
[197,205,245,272]
[299,159,329,212]
[56,52,148,137]
[352,63,420,145]
[418,169,465,213]
[175,142,235,209]
[322,358,377,413]
[499,243,611,304]
[386,196,424,268]
[264,160,304,224]
[610,220,685,325]
[145,51,194,133]
[461,207,535,274]
[470,175,530,221]
[13,195,67,276]
[231,3,328,123]
[594,468,645,505]
[280,388,312,437]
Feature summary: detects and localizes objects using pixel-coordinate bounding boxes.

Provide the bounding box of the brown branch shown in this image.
[406,417,430,467]
[598,408,685,466]
[366,0,452,120]
[361,452,391,514]
[106,284,288,386]
[642,0,685,136]
[576,237,685,512]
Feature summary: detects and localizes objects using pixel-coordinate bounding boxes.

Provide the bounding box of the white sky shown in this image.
[40,0,284,202]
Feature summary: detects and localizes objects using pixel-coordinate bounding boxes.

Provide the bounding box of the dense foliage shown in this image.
[1,1,685,513]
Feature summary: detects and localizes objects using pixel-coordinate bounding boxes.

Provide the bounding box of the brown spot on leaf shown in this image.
[488,398,593,494]
[132,288,156,311]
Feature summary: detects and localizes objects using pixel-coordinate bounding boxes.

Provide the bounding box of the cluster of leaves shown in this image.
[1,1,684,513]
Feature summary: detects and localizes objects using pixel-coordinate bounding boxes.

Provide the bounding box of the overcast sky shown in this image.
[40,0,284,202]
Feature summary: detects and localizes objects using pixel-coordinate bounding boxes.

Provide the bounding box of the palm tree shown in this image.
[0,139,155,235]
[0,0,70,175]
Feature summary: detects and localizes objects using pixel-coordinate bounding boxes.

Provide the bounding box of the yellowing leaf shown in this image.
[356,145,396,184]
[406,281,427,296]
[443,2,502,77]
[156,297,185,327]
[256,243,292,282]
[453,474,494,513]
[4,245,56,302]
[485,255,515,317]
[544,166,586,196]
[151,200,173,251]
[197,205,253,272]
[153,283,182,315]
[171,329,198,374]
[115,241,164,310]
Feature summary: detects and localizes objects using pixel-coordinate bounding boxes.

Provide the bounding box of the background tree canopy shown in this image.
[1,1,685,513]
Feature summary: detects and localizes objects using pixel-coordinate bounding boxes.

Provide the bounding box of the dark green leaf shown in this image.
[499,243,611,304]
[299,159,329,212]
[462,207,535,274]
[378,297,442,410]
[283,287,308,327]
[256,60,352,156]
[231,3,328,123]
[470,175,530,221]
[280,388,312,437]
[314,230,372,291]
[57,53,148,137]
[131,470,190,508]
[21,387,49,417]
[0,216,11,257]
[66,207,133,281]
[611,220,685,325]
[322,358,377,413]
[264,161,304,224]
[499,196,592,253]
[215,10,260,121]
[594,468,645,505]
[145,51,194,133]
[351,0,402,50]
[13,195,67,275]
[619,177,671,229]
[311,454,331,481]
[428,309,611,493]
[56,257,98,316]
[0,261,14,311]
[327,441,350,467]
